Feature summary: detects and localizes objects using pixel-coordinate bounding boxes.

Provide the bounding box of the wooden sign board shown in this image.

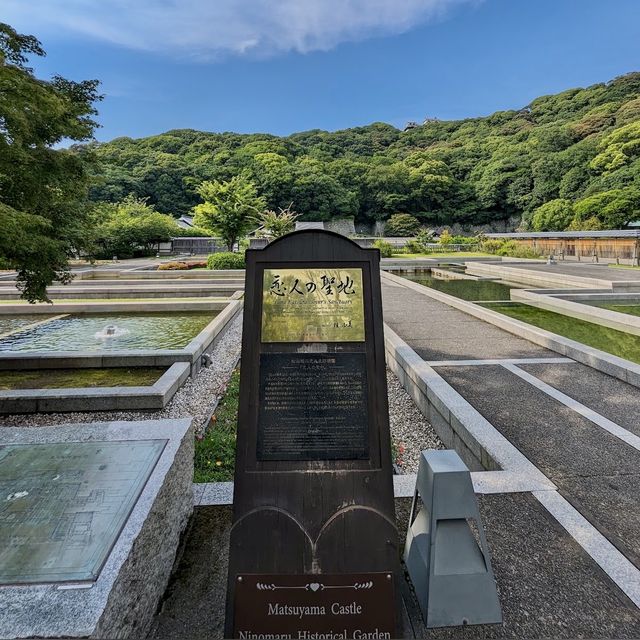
[225,230,401,638]
[233,573,395,639]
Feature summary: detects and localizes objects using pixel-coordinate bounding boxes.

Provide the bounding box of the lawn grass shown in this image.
[609,263,640,270]
[194,368,240,482]
[484,302,640,364]
[596,303,640,317]
[390,251,493,259]
[0,367,165,390]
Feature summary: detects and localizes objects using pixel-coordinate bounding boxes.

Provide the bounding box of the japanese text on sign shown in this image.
[261,268,365,343]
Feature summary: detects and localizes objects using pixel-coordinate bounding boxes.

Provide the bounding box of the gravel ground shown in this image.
[0,315,243,433]
[0,314,441,472]
[387,369,444,472]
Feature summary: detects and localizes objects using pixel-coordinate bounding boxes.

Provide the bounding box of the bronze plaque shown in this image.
[257,352,369,461]
[261,268,365,343]
[233,572,395,639]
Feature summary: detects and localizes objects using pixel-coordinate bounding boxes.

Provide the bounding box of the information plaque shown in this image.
[257,352,369,461]
[233,572,395,639]
[0,440,165,584]
[226,230,401,638]
[261,268,365,343]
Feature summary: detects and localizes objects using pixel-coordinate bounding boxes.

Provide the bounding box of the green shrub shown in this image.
[373,239,394,258]
[450,235,478,245]
[384,213,421,237]
[404,240,424,253]
[481,239,505,254]
[415,228,435,246]
[207,252,245,269]
[482,238,541,259]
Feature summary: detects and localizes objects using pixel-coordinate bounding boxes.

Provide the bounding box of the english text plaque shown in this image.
[233,573,395,639]
[261,267,365,343]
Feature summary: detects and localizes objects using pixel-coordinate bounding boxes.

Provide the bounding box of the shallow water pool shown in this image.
[400,271,521,301]
[0,315,53,337]
[0,312,216,352]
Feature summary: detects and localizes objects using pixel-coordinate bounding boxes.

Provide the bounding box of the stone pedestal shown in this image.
[0,418,193,640]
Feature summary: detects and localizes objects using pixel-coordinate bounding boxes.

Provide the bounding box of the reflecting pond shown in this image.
[0,312,216,352]
[400,271,521,301]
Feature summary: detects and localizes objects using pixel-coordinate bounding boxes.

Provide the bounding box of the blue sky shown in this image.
[4,0,639,141]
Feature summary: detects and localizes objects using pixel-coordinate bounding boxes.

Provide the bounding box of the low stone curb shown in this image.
[511,288,640,336]
[0,298,231,314]
[0,284,239,301]
[466,262,640,291]
[0,361,191,414]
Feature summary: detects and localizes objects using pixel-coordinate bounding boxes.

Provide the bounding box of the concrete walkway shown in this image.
[382,276,640,638]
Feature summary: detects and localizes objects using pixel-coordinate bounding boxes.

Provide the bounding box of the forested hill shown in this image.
[87,72,640,230]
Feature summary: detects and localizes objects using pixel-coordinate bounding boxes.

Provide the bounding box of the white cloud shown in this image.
[3,0,479,60]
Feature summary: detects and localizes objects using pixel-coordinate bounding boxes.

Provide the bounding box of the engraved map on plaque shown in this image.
[0,440,166,584]
[257,352,369,461]
[261,268,365,343]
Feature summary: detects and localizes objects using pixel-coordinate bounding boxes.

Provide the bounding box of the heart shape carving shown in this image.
[309,583,321,592]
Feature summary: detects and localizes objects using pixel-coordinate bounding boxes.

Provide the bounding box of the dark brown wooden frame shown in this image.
[225,230,401,638]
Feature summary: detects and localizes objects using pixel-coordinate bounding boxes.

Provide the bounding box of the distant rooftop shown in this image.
[176,214,194,229]
[295,221,325,231]
[486,230,640,239]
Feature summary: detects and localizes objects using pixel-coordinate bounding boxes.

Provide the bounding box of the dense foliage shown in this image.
[384,213,421,236]
[0,23,101,300]
[89,195,181,258]
[88,72,640,230]
[207,252,246,269]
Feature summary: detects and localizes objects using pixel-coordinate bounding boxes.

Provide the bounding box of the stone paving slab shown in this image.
[418,492,640,639]
[512,263,640,282]
[382,283,550,361]
[556,474,640,571]
[520,361,640,437]
[437,364,640,571]
[437,364,640,479]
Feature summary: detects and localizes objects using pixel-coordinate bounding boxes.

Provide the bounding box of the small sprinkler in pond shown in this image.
[95,325,129,340]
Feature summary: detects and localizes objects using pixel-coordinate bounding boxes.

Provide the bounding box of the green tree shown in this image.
[0,23,101,301]
[573,188,640,229]
[193,176,265,250]
[91,196,180,258]
[531,199,575,231]
[254,204,299,238]
[385,213,421,236]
